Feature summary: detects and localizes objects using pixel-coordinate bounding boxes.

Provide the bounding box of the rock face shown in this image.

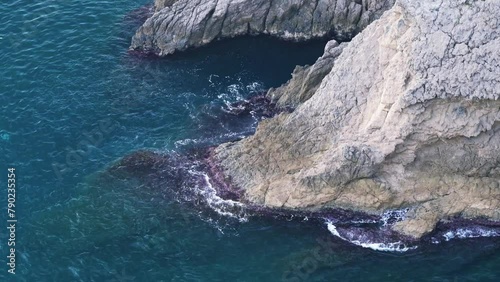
[215,0,500,239]
[131,0,395,56]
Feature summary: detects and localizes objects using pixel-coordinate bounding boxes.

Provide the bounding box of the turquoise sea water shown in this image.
[0,0,499,281]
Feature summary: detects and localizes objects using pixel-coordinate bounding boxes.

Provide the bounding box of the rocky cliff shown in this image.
[154,0,179,12]
[267,40,348,109]
[131,0,395,56]
[215,0,500,239]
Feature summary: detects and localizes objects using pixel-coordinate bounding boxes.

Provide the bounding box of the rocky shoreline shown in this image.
[127,0,500,246]
[105,141,500,251]
[130,0,395,56]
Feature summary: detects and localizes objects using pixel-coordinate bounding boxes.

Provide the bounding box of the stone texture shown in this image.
[131,0,395,56]
[215,0,500,239]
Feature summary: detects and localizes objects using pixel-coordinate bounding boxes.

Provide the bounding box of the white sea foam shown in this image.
[380,208,410,226]
[227,84,245,97]
[187,168,248,222]
[201,173,248,222]
[208,74,219,85]
[174,131,246,149]
[174,138,197,147]
[442,228,500,241]
[350,219,378,224]
[326,222,417,252]
[222,100,245,113]
[246,82,263,92]
[219,82,263,103]
[326,222,342,237]
[364,242,416,252]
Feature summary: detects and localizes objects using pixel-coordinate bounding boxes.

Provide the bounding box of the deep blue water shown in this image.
[0,0,499,281]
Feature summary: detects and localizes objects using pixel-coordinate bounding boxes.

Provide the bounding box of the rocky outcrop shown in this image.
[131,0,395,56]
[267,40,347,109]
[215,0,500,239]
[154,0,179,12]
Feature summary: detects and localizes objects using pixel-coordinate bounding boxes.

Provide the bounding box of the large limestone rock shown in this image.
[131,0,395,56]
[215,0,500,239]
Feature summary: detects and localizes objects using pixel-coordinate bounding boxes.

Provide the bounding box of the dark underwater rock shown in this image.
[108,150,173,176]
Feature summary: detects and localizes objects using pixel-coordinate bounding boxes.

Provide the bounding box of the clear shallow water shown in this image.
[0,0,499,281]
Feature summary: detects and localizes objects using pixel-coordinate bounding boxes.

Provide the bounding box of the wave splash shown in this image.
[443,228,499,241]
[187,167,249,223]
[324,206,500,252]
[430,226,500,244]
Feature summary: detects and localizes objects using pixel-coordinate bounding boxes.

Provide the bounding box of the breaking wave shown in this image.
[185,167,249,223]
[326,221,418,252]
[430,226,500,244]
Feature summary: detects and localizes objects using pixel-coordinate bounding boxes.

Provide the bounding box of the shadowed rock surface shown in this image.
[215,0,500,239]
[131,0,395,55]
[267,40,347,109]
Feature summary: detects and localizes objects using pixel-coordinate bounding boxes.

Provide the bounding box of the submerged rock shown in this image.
[130,0,395,55]
[109,150,169,175]
[214,0,500,239]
